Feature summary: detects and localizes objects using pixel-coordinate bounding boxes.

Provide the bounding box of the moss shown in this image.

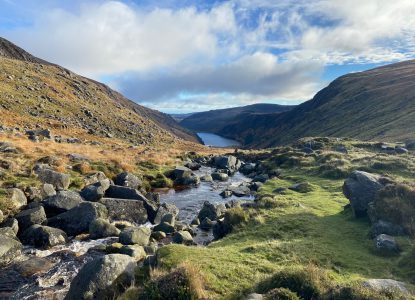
[264,287,300,300]
[150,173,173,188]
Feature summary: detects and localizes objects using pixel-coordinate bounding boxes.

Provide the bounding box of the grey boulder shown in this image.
[43,190,84,217]
[119,226,151,246]
[89,218,120,239]
[20,225,67,249]
[0,236,22,266]
[15,206,47,233]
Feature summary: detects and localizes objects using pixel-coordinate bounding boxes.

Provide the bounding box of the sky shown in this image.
[1,0,415,113]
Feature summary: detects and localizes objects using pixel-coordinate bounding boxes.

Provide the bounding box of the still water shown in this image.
[197,132,241,148]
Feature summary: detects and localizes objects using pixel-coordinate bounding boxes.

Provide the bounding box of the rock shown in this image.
[343,171,385,217]
[64,254,136,300]
[363,279,409,295]
[0,141,19,153]
[15,257,55,277]
[34,167,70,190]
[213,155,240,173]
[289,182,313,193]
[144,243,158,255]
[151,231,166,241]
[240,163,256,175]
[119,226,151,246]
[114,172,142,190]
[199,217,214,230]
[374,234,400,254]
[154,203,179,224]
[41,184,56,198]
[184,162,201,171]
[7,188,27,210]
[89,218,120,239]
[245,293,264,300]
[252,174,269,183]
[99,198,148,224]
[0,209,3,223]
[0,236,22,266]
[1,218,19,234]
[20,225,67,248]
[171,166,200,186]
[249,182,263,191]
[191,218,200,225]
[119,245,146,261]
[273,187,287,194]
[369,220,406,238]
[229,185,251,197]
[395,147,408,154]
[212,171,229,182]
[80,179,111,202]
[43,190,84,217]
[25,186,42,202]
[220,190,233,198]
[15,206,47,233]
[105,185,157,222]
[153,222,175,234]
[0,227,17,239]
[161,213,175,226]
[200,174,213,182]
[198,201,226,221]
[48,202,108,236]
[172,231,194,245]
[84,171,108,186]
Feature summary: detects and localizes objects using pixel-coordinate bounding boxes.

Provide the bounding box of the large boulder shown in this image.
[172,231,194,245]
[80,179,110,202]
[1,218,19,234]
[64,254,136,300]
[114,172,142,190]
[119,226,151,246]
[105,185,158,222]
[213,155,240,173]
[20,225,67,249]
[119,245,146,261]
[15,206,47,233]
[89,218,120,239]
[43,190,84,217]
[171,166,200,186]
[363,279,409,295]
[369,220,406,238]
[84,171,108,186]
[153,203,179,224]
[374,234,400,255]
[34,166,70,190]
[198,201,226,221]
[343,171,385,217]
[211,172,229,182]
[6,188,27,210]
[99,198,148,224]
[48,202,108,236]
[0,236,22,266]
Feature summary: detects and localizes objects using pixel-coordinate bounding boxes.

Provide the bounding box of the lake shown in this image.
[197,132,241,148]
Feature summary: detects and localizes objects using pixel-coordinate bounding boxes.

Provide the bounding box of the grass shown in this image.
[156,169,414,299]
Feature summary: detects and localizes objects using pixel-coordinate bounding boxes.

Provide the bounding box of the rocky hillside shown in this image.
[180,103,294,133]
[219,60,415,148]
[0,37,199,145]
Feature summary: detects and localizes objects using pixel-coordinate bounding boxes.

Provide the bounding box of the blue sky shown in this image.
[1,0,415,113]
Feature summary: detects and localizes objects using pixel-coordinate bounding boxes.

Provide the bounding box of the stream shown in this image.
[1,166,252,300]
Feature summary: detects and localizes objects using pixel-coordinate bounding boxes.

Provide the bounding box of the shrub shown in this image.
[374,184,415,235]
[140,263,207,300]
[213,207,250,239]
[73,162,91,174]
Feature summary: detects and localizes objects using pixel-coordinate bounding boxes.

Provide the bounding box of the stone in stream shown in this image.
[43,190,84,217]
[200,174,213,182]
[80,179,111,202]
[114,172,142,190]
[172,231,194,245]
[240,163,256,175]
[160,213,175,226]
[249,182,263,191]
[48,202,108,236]
[104,185,158,223]
[199,217,215,230]
[0,236,22,266]
[15,206,47,233]
[198,201,226,222]
[153,203,179,224]
[171,166,200,186]
[119,226,151,246]
[34,166,70,190]
[20,225,67,249]
[211,172,229,182]
[184,162,201,171]
[6,188,27,210]
[89,218,120,239]
[153,222,175,234]
[64,254,136,300]
[213,155,241,173]
[151,231,166,241]
[99,197,148,224]
[220,190,233,198]
[1,218,19,235]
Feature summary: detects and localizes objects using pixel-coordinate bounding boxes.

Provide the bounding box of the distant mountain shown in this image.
[219,60,415,148]
[170,113,195,122]
[180,103,295,133]
[0,37,199,145]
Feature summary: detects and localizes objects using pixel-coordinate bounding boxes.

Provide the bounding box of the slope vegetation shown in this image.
[219,60,415,148]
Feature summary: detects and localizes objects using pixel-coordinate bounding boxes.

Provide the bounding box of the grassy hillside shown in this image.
[180,103,294,133]
[0,38,199,145]
[219,60,415,148]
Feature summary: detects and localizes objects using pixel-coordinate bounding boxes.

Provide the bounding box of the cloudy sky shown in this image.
[1,0,415,113]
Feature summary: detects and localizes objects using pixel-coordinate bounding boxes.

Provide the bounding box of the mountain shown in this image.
[0,37,199,145]
[219,60,415,148]
[180,103,295,133]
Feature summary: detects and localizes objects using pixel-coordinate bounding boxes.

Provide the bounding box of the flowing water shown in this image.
[197,132,241,148]
[2,167,251,299]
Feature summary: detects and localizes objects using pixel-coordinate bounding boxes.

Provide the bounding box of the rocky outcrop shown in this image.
[64,254,136,300]
[48,202,108,236]
[43,191,84,217]
[80,179,110,202]
[34,166,70,190]
[343,171,386,217]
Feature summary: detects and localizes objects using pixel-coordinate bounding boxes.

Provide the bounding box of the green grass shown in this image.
[157,170,414,299]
